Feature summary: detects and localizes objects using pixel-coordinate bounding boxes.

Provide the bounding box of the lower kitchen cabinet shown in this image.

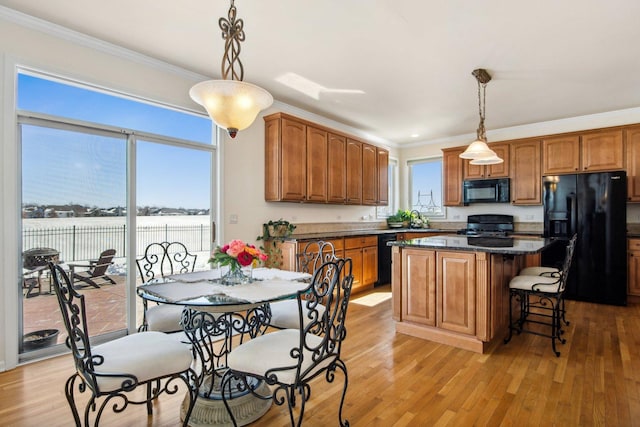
[345,235,378,292]
[628,239,640,297]
[437,251,476,335]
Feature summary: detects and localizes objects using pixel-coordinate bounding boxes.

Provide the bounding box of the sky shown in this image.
[410,160,443,215]
[18,73,213,209]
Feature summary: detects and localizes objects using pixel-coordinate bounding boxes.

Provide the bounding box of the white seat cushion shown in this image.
[92,331,193,392]
[227,329,334,385]
[519,266,560,276]
[509,274,561,293]
[146,304,185,332]
[269,299,326,329]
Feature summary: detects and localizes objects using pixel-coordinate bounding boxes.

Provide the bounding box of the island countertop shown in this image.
[388,234,558,255]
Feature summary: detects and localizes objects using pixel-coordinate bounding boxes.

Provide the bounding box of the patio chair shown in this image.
[221,258,354,426]
[68,249,116,289]
[47,262,198,426]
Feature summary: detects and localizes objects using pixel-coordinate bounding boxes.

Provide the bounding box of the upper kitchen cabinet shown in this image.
[346,138,363,204]
[542,129,624,175]
[581,130,624,172]
[542,135,580,174]
[510,139,541,205]
[442,147,464,206]
[626,126,640,202]
[463,142,510,179]
[327,133,347,203]
[264,113,389,206]
[265,115,307,201]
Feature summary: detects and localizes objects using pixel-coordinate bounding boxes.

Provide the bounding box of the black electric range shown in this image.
[457,214,515,247]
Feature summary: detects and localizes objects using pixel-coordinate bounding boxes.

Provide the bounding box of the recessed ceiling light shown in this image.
[410,134,420,138]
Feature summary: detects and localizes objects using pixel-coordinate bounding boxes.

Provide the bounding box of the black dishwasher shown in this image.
[377,233,397,286]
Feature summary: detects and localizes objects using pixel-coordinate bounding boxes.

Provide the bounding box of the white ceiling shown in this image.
[3,0,640,145]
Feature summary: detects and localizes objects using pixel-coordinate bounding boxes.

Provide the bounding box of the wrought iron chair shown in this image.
[48,262,198,426]
[137,242,197,332]
[269,240,337,330]
[221,258,354,427]
[504,234,577,356]
[68,249,116,289]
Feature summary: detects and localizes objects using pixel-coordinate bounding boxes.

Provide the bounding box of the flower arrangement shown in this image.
[209,239,268,272]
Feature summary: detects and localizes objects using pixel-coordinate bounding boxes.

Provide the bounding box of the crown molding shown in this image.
[0,5,207,82]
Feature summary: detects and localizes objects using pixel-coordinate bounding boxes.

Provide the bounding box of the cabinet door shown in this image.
[442,147,464,206]
[486,143,510,178]
[627,127,640,202]
[327,133,347,203]
[464,160,485,180]
[582,130,624,172]
[542,135,580,174]
[362,245,378,286]
[281,118,307,201]
[401,249,436,326]
[628,240,640,296]
[362,143,378,205]
[510,140,541,205]
[377,148,389,206]
[345,247,363,291]
[306,126,328,202]
[346,139,363,204]
[437,251,475,335]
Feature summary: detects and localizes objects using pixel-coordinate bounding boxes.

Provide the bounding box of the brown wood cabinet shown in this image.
[401,248,436,325]
[542,130,624,175]
[345,235,378,292]
[628,239,640,297]
[542,135,580,174]
[264,112,388,206]
[362,143,378,205]
[346,138,363,205]
[437,251,476,335]
[442,147,464,206]
[581,130,624,172]
[327,133,347,203]
[463,142,510,179]
[306,126,328,202]
[627,127,640,202]
[510,140,541,205]
[277,238,345,272]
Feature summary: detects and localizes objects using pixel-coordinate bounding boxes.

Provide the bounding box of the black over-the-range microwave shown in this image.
[463,178,510,205]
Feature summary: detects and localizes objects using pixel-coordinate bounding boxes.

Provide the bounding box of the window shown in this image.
[377,158,398,218]
[17,70,214,359]
[408,157,444,217]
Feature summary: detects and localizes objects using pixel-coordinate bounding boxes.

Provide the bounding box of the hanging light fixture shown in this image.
[459,68,503,165]
[190,0,273,138]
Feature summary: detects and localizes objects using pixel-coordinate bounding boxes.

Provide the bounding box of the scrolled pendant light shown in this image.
[190,0,273,138]
[460,69,503,165]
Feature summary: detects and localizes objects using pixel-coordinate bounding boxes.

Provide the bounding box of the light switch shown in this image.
[229,214,238,224]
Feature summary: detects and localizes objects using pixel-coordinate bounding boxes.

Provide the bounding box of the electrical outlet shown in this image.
[453,215,460,220]
[229,214,238,224]
[525,215,534,220]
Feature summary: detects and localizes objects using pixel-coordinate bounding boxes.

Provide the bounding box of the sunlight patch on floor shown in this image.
[350,291,392,307]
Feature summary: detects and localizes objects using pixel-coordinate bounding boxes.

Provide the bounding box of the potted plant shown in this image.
[256,219,296,268]
[387,209,412,228]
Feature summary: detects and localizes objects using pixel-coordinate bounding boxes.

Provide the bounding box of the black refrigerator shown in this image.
[542,171,627,306]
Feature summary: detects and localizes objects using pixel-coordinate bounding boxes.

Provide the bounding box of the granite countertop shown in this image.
[283,228,447,240]
[388,235,558,255]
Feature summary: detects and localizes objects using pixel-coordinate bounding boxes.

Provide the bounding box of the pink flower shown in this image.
[226,239,246,257]
[220,244,230,254]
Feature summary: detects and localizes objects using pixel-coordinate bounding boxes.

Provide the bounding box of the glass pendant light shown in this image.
[459,69,503,164]
[190,0,273,138]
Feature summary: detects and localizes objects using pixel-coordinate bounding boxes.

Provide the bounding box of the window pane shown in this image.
[18,73,212,144]
[409,158,444,217]
[21,124,127,354]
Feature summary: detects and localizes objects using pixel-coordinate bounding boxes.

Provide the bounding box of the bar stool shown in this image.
[504,234,577,356]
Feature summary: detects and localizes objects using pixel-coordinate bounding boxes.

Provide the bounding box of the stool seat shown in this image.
[518,266,560,277]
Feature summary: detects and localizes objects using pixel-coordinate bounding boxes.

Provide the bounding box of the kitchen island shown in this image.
[389,235,557,353]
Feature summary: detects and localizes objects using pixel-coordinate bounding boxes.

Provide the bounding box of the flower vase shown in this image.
[221,264,251,286]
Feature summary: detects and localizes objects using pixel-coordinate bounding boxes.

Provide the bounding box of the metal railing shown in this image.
[22,224,212,262]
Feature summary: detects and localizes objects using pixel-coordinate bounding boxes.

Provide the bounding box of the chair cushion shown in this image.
[146,304,185,333]
[227,329,334,385]
[92,331,193,392]
[269,299,326,329]
[519,266,560,276]
[509,274,561,293]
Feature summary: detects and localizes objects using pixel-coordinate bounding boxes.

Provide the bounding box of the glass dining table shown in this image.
[136,267,312,426]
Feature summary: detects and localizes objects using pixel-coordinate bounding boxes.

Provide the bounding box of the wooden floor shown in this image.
[2,285,640,427]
